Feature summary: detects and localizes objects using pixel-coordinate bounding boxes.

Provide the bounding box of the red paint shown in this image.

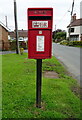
[27,8,53,59]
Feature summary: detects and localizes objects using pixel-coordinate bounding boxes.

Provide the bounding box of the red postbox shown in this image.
[28,8,53,59]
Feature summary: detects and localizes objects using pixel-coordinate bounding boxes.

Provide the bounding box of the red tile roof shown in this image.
[18,30,28,37]
[67,18,82,28]
[9,30,28,37]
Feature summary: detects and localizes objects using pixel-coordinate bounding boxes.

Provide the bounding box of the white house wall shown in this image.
[71,26,80,35]
[67,26,82,41]
[67,29,69,38]
[67,26,80,37]
[80,26,82,34]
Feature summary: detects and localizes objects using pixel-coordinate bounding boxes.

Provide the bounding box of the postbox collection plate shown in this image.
[36,36,45,51]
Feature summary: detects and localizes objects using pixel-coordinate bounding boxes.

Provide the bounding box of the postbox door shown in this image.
[28,30,52,59]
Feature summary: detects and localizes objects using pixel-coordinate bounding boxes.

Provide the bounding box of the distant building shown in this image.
[67,14,82,41]
[0,22,10,50]
[67,2,82,41]
[8,29,28,49]
[9,29,28,42]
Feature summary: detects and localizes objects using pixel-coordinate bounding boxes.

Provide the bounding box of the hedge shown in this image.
[10,41,27,50]
[60,40,82,46]
[60,40,69,45]
[68,41,82,46]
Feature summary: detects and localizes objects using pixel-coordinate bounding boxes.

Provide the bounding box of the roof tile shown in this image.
[67,18,82,27]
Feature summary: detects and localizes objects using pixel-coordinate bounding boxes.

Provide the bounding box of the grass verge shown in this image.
[2,53,81,119]
[0,54,2,119]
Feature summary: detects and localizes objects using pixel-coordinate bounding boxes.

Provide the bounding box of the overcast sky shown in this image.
[0,0,81,31]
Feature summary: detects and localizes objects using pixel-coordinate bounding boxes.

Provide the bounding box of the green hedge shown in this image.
[60,40,82,47]
[68,41,82,46]
[10,41,28,50]
[60,40,69,45]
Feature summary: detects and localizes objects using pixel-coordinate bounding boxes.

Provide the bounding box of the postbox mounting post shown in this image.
[36,59,42,108]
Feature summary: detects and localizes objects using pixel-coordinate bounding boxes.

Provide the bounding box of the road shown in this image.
[0,50,28,55]
[52,43,81,85]
[0,51,15,55]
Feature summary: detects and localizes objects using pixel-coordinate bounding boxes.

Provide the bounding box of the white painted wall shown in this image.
[70,26,80,35]
[67,26,80,37]
[80,26,82,34]
[67,26,82,41]
[67,2,82,41]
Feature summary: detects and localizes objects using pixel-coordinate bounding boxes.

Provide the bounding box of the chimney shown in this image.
[71,13,76,22]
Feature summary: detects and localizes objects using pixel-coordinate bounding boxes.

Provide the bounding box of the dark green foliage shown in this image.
[60,40,82,47]
[10,40,27,50]
[69,41,82,47]
[60,40,69,45]
[53,32,66,42]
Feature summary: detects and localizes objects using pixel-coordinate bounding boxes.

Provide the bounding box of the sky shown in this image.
[0,0,81,31]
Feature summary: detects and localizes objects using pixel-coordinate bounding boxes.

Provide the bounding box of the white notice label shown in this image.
[32,21,48,28]
[36,36,44,51]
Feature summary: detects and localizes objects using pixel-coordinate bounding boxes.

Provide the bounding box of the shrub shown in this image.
[68,41,74,46]
[60,40,82,47]
[60,40,69,45]
[68,41,82,46]
[10,41,28,50]
[10,41,16,50]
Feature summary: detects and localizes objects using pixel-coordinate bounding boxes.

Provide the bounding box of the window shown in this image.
[68,28,74,33]
[71,28,74,32]
[70,35,79,41]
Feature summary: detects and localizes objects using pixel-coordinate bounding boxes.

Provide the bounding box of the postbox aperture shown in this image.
[28,8,53,59]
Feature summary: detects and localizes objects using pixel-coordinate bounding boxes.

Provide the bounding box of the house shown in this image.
[67,1,82,41]
[8,29,28,49]
[67,14,82,41]
[8,29,28,42]
[0,22,10,50]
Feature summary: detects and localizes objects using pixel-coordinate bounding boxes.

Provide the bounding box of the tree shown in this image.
[53,30,66,42]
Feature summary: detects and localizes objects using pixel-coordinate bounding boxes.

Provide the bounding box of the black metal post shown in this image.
[36,59,42,108]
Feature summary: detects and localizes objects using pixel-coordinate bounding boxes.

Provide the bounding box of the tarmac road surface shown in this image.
[0,50,28,55]
[52,43,81,86]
